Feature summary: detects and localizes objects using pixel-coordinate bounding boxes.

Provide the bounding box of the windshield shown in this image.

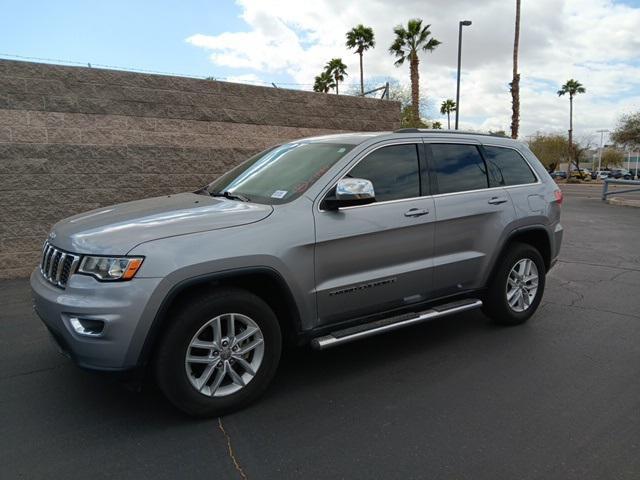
[207,142,355,204]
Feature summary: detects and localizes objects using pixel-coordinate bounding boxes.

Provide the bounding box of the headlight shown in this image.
[78,256,144,281]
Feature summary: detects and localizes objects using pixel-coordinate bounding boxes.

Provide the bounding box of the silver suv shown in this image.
[31,129,563,416]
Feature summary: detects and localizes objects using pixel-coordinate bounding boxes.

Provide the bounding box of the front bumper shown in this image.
[30,268,162,371]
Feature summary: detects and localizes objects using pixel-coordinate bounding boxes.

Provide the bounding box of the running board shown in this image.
[311,299,483,350]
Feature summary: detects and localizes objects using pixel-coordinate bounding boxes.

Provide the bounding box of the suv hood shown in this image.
[49,193,273,255]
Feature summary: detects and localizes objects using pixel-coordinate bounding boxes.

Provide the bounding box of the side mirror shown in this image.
[323,178,376,210]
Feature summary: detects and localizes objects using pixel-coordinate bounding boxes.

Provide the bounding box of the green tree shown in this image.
[385,80,429,128]
[527,134,570,172]
[313,71,336,93]
[389,19,441,125]
[440,99,456,129]
[600,148,624,169]
[431,121,443,129]
[400,105,428,128]
[611,112,640,146]
[557,79,586,174]
[489,130,508,137]
[325,58,348,95]
[346,24,375,95]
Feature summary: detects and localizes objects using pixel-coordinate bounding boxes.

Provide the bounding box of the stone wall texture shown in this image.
[0,59,400,278]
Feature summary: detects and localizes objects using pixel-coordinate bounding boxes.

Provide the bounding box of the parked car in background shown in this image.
[550,171,567,180]
[593,170,610,180]
[609,169,632,180]
[31,130,564,417]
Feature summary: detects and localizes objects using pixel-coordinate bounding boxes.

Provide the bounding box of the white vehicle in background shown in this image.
[595,170,610,180]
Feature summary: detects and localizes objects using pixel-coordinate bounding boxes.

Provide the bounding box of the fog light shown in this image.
[69,317,104,337]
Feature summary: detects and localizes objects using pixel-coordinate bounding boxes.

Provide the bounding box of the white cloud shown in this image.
[186,0,640,140]
[222,73,265,84]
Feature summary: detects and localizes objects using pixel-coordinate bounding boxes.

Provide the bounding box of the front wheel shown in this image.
[482,242,546,325]
[154,288,282,417]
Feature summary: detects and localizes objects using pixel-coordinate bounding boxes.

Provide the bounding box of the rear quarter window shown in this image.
[483,145,537,187]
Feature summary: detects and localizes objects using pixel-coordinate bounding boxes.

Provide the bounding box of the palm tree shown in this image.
[510,0,521,139]
[346,24,376,95]
[431,121,443,129]
[558,79,586,173]
[440,99,456,129]
[313,71,336,93]
[389,19,441,125]
[325,58,347,95]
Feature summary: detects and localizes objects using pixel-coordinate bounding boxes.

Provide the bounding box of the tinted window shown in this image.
[431,144,488,194]
[348,144,420,202]
[484,146,537,187]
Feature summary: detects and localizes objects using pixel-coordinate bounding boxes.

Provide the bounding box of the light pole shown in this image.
[455,20,472,130]
[596,129,609,173]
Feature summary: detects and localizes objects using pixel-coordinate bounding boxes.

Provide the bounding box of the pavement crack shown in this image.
[218,417,248,480]
[0,364,65,380]
[609,270,631,282]
[543,300,640,320]
[555,280,585,307]
[556,259,640,273]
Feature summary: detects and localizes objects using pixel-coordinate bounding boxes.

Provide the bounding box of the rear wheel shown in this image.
[483,242,546,325]
[155,288,282,417]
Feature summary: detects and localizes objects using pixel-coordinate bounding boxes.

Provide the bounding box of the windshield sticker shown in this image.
[338,147,346,153]
[271,190,288,199]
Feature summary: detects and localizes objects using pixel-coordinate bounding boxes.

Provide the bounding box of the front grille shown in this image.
[40,242,80,288]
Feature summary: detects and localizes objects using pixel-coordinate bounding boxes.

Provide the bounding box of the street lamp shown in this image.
[596,129,609,173]
[455,20,472,130]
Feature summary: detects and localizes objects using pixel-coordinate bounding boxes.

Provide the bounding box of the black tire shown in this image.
[482,242,546,325]
[155,288,282,417]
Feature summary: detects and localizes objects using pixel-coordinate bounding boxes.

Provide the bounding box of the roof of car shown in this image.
[301,129,524,146]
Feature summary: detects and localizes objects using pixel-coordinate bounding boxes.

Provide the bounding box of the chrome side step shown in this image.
[311,299,483,350]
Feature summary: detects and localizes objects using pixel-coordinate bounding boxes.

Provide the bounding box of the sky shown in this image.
[2,0,640,142]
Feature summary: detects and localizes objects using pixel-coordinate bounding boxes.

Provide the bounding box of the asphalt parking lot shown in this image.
[1,186,639,479]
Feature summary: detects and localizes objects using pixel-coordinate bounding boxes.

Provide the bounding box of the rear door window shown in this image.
[430,144,488,194]
[483,146,537,187]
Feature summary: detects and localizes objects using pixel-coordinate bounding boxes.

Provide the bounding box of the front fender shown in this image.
[126,265,304,368]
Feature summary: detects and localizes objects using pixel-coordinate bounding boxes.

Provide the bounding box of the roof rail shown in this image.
[394,128,422,133]
[393,128,510,138]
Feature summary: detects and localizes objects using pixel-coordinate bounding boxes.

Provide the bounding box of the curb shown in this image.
[606,197,640,208]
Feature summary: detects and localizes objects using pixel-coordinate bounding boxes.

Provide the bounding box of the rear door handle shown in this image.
[404,208,430,217]
[488,197,508,205]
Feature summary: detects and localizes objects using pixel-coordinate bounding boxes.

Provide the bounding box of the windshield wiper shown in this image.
[209,190,251,202]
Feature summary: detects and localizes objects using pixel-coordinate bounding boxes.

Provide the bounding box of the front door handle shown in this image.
[404,208,430,217]
[488,197,508,205]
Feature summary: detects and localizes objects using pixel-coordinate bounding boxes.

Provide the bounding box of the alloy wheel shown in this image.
[184,313,264,397]
[506,258,539,313]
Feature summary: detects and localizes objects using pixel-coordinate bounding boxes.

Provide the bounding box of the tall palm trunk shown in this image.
[567,94,574,174]
[510,0,521,139]
[359,51,364,95]
[410,53,420,125]
[447,112,451,129]
[335,74,339,95]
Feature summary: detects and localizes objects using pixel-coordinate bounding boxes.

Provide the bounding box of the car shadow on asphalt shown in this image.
[37,309,505,424]
[263,310,500,401]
